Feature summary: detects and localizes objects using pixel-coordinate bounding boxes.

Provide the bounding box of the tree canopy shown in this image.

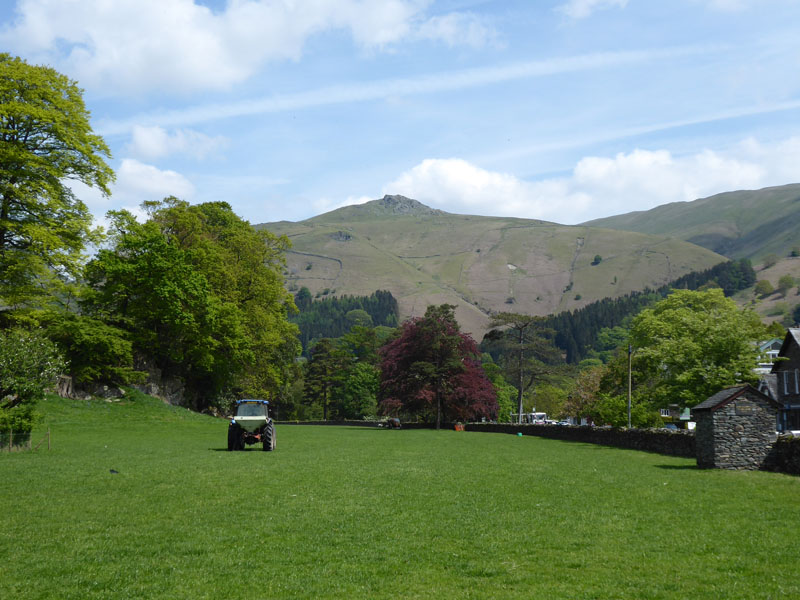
[629,288,765,407]
[302,326,385,421]
[291,288,398,354]
[83,198,300,409]
[482,312,563,422]
[0,54,113,307]
[379,304,496,428]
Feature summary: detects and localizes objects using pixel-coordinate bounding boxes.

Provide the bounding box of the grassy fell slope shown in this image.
[585,183,800,261]
[734,255,800,325]
[260,195,724,335]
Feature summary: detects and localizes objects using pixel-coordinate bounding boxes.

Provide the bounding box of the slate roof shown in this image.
[759,337,784,352]
[772,328,800,374]
[759,374,778,400]
[692,384,782,412]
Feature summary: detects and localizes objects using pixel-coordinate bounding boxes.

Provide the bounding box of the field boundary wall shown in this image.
[275,420,800,474]
[276,420,696,457]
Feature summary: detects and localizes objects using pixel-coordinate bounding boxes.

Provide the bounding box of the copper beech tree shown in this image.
[378,304,497,428]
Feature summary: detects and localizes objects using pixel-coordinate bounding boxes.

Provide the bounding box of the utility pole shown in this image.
[627,344,632,428]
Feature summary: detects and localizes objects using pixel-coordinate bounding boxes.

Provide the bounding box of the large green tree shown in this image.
[483,312,563,423]
[83,199,299,409]
[629,288,765,407]
[303,338,341,420]
[303,325,388,420]
[0,54,112,307]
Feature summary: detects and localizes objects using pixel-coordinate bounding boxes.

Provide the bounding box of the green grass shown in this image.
[2,392,799,599]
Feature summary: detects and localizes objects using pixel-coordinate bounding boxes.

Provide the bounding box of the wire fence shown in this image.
[0,429,50,452]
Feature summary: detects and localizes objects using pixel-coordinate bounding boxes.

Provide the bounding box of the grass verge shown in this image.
[1,391,799,599]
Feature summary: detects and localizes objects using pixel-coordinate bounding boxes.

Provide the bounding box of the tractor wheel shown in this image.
[228,423,242,451]
[262,422,275,451]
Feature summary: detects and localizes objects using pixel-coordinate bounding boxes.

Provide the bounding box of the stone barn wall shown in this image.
[694,387,778,470]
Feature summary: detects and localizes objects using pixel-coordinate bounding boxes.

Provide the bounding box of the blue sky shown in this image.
[2,0,800,226]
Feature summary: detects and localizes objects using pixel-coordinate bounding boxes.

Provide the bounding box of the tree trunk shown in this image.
[517,329,524,423]
[436,379,442,430]
[57,375,73,398]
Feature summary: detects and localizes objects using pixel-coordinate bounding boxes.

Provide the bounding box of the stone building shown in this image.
[770,328,800,431]
[692,384,781,470]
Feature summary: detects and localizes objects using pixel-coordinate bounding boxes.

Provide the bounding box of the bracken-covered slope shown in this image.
[584,184,800,260]
[258,195,725,336]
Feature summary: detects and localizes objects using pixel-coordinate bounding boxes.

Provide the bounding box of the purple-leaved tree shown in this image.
[378,304,497,428]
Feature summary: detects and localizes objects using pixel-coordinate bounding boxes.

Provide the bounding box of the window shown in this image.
[783,370,800,396]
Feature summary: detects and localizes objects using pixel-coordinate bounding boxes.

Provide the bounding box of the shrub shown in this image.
[755,279,774,297]
[777,275,795,297]
[0,329,65,435]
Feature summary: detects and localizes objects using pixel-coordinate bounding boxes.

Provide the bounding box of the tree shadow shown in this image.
[210,447,270,452]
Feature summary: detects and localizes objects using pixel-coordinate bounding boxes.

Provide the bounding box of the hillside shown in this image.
[259,195,725,336]
[584,184,800,260]
[733,255,800,326]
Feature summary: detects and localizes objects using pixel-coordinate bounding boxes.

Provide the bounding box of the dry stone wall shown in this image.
[695,394,778,470]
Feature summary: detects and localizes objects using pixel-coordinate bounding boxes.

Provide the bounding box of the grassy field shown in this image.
[2,392,799,599]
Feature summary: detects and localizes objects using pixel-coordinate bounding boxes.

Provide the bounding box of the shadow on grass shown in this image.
[210,448,274,452]
[655,464,699,470]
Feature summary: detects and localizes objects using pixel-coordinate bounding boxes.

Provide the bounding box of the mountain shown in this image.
[258,195,725,336]
[584,184,800,260]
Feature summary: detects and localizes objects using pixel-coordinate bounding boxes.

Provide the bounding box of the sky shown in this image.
[2,0,800,226]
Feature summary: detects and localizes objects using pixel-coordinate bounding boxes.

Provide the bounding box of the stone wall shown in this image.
[696,396,778,470]
[276,420,433,430]
[462,423,696,457]
[276,420,800,475]
[767,434,800,475]
[693,412,715,468]
[277,420,696,457]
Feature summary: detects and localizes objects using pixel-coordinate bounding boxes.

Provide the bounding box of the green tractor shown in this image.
[227,400,276,451]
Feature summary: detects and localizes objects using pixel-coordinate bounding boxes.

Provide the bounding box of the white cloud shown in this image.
[126,126,228,161]
[113,159,195,205]
[557,0,629,19]
[376,137,800,224]
[414,12,497,48]
[385,158,545,215]
[0,0,496,95]
[570,148,765,217]
[68,159,194,232]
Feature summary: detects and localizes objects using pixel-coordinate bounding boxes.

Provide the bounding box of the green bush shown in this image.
[0,329,65,434]
[37,311,145,386]
[755,279,774,297]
